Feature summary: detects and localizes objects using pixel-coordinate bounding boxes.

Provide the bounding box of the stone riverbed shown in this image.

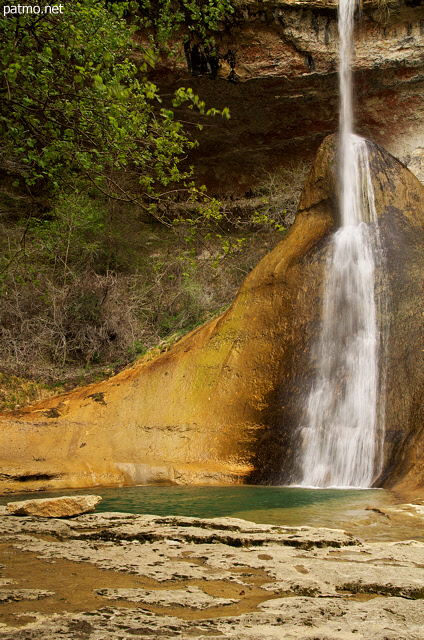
[1,507,424,639]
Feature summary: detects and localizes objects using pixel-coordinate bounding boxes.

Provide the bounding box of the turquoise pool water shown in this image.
[0,484,389,530]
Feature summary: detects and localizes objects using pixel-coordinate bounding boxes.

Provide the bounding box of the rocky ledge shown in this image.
[5,495,102,518]
[0,510,424,639]
[149,0,424,195]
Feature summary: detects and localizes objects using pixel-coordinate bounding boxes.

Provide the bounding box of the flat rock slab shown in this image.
[0,590,54,603]
[5,495,102,518]
[367,502,424,523]
[1,512,424,639]
[95,585,237,609]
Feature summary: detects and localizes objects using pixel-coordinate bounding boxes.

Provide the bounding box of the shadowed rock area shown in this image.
[153,0,424,195]
[1,135,424,492]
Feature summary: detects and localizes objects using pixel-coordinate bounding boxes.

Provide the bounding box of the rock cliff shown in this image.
[0,135,335,490]
[1,134,424,492]
[153,0,424,195]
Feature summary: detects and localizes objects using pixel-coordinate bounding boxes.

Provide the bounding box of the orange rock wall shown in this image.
[2,135,424,493]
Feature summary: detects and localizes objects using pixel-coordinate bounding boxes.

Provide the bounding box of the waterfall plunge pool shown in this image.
[1,485,416,542]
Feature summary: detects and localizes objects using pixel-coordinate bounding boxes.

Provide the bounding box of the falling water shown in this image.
[299,0,385,488]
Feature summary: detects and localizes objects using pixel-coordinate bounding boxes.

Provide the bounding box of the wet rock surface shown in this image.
[1,511,424,639]
[0,591,54,605]
[94,585,237,609]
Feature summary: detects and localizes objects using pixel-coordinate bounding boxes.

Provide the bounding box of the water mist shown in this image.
[299,0,386,488]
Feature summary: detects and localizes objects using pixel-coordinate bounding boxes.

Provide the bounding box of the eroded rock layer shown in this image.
[1,510,424,638]
[155,0,424,195]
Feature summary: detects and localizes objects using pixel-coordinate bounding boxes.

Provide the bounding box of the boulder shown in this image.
[6,495,102,518]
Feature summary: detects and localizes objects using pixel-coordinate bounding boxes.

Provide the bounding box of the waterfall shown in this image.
[299,0,385,488]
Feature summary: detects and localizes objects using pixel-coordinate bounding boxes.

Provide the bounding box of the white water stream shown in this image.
[299,0,385,488]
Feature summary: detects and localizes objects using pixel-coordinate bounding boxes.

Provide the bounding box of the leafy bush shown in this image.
[0,0,309,390]
[0,0,228,203]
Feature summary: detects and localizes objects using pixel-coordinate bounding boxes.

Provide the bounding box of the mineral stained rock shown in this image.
[1,135,424,492]
[6,495,102,518]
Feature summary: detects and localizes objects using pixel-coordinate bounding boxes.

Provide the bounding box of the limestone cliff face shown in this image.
[2,135,424,493]
[368,143,424,492]
[153,0,424,195]
[0,136,337,493]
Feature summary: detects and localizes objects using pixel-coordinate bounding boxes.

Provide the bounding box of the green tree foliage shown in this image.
[0,0,229,202]
[136,0,235,47]
[0,0,243,377]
